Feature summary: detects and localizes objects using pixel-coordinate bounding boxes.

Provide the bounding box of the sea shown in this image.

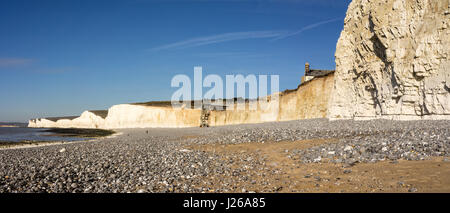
[0,123,86,143]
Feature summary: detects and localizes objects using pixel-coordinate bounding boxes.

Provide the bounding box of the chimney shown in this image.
[305,62,310,74]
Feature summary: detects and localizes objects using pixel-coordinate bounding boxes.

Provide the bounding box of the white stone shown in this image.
[313,156,322,163]
[344,145,353,151]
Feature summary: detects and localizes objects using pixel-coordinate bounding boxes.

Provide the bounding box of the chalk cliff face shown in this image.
[28,74,335,129]
[209,73,334,125]
[328,0,450,120]
[28,106,202,129]
[103,104,201,128]
[28,111,106,128]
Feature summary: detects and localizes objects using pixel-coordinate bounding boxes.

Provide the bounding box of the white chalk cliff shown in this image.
[29,111,106,129]
[28,106,202,129]
[28,74,335,129]
[328,0,450,120]
[29,0,450,129]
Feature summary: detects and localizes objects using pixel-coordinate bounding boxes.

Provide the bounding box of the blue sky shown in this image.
[0,0,351,122]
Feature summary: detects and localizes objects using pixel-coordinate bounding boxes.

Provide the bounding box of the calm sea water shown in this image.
[0,127,87,143]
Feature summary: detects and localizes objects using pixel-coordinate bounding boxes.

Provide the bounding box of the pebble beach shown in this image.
[0,118,449,193]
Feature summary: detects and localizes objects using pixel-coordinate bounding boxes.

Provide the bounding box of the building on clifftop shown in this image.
[301,62,335,84]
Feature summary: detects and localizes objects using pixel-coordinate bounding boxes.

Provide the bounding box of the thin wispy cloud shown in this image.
[0,57,72,74]
[33,67,74,74]
[150,31,287,51]
[150,17,342,51]
[271,17,342,41]
[194,52,269,58]
[0,58,34,67]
